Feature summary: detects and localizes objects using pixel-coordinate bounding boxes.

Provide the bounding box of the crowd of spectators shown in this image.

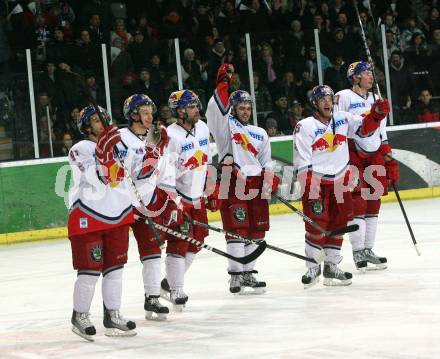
[0,0,440,158]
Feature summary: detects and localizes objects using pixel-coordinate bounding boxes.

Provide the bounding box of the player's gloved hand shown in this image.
[164,196,185,227]
[385,159,399,186]
[370,98,390,121]
[95,125,121,164]
[216,63,234,86]
[262,171,280,198]
[146,123,169,157]
[206,182,221,212]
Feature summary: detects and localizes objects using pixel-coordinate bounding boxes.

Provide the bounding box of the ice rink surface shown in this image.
[0,198,439,359]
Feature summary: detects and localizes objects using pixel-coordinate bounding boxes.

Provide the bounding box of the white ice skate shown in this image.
[103,307,137,337]
[71,310,96,342]
[144,295,169,321]
[301,265,321,289]
[364,248,387,270]
[323,263,352,286]
[240,270,266,295]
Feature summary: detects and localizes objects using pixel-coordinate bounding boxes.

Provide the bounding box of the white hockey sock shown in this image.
[73,273,99,313]
[364,216,379,249]
[348,217,366,251]
[102,267,123,311]
[324,247,343,265]
[226,241,245,273]
[142,257,161,296]
[243,241,262,271]
[185,252,196,273]
[305,241,322,269]
[166,255,185,290]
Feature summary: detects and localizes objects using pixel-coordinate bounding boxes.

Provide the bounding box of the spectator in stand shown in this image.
[254,71,272,112]
[276,71,298,101]
[129,29,152,72]
[74,29,100,75]
[157,105,177,127]
[285,20,305,63]
[325,28,356,64]
[46,26,73,64]
[207,39,227,87]
[288,100,304,130]
[423,6,440,37]
[192,2,215,37]
[305,45,331,83]
[265,117,284,137]
[55,131,74,156]
[181,48,207,90]
[389,51,413,112]
[37,62,58,103]
[384,13,402,52]
[324,54,347,93]
[56,62,85,115]
[266,93,291,134]
[413,89,440,123]
[384,28,401,58]
[233,46,249,85]
[134,68,163,105]
[160,9,186,40]
[230,72,247,92]
[88,14,105,45]
[85,73,105,107]
[255,42,281,91]
[110,18,132,48]
[215,0,239,38]
[149,54,167,85]
[401,17,425,51]
[67,107,82,139]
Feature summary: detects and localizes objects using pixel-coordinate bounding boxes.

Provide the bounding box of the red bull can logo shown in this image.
[311,133,346,152]
[182,149,208,170]
[232,132,258,156]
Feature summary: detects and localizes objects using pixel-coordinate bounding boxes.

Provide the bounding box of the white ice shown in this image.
[0,198,439,359]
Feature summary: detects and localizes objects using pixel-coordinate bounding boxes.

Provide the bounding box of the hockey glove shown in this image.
[95,125,121,164]
[216,63,234,86]
[359,98,390,136]
[385,159,399,186]
[262,171,280,198]
[140,125,169,178]
[206,182,221,212]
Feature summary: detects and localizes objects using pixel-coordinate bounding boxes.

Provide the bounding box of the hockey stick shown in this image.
[134,214,267,264]
[392,183,421,256]
[71,71,164,247]
[275,195,359,237]
[185,217,323,264]
[353,0,381,100]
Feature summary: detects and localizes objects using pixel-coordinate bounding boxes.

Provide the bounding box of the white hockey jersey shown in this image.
[206,94,272,177]
[68,139,133,236]
[166,121,211,205]
[334,89,388,156]
[293,111,365,182]
[118,127,176,213]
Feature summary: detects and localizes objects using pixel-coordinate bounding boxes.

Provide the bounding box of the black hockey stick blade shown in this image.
[234,240,267,264]
[329,224,360,237]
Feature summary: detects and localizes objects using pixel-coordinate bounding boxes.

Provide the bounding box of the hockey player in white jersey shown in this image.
[206,64,279,294]
[119,94,177,320]
[293,85,390,288]
[334,62,399,271]
[159,89,217,310]
[68,105,136,340]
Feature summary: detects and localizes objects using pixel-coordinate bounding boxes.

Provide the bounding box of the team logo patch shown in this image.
[311,200,324,215]
[90,245,103,262]
[234,207,247,222]
[79,217,88,229]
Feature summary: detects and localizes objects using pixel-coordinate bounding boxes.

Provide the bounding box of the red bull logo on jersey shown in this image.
[311,133,347,153]
[107,162,125,188]
[182,149,208,170]
[232,132,258,156]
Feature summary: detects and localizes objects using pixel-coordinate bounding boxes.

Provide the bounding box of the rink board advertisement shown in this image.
[0,124,439,236]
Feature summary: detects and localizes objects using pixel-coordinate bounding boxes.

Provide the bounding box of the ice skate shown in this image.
[353,250,368,273]
[169,288,188,312]
[161,278,189,310]
[323,263,352,286]
[228,272,243,294]
[103,306,137,337]
[71,310,96,342]
[240,270,266,295]
[144,295,169,321]
[364,248,387,270]
[301,265,321,289]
